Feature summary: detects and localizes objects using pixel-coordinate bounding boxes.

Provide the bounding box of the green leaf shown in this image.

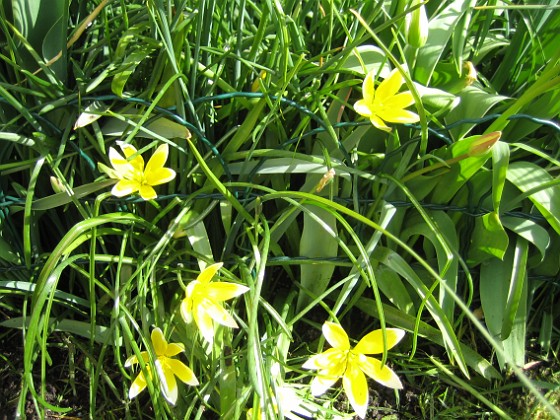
[376,267,414,315]
[342,45,392,77]
[491,141,510,212]
[502,217,550,261]
[445,86,509,140]
[468,212,509,264]
[297,205,338,311]
[111,47,158,97]
[506,161,560,235]
[412,0,477,85]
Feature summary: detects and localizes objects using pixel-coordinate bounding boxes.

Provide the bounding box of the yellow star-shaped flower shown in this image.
[354,68,420,132]
[100,143,176,200]
[125,327,198,405]
[180,263,249,345]
[303,322,405,419]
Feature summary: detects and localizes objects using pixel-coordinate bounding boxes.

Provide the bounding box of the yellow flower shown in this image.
[102,143,176,200]
[354,68,420,132]
[125,327,198,405]
[302,322,404,419]
[180,263,249,344]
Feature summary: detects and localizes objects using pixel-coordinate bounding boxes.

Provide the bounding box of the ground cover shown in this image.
[1,0,559,418]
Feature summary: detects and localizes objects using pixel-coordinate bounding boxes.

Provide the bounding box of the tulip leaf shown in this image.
[468,212,509,264]
[506,161,560,235]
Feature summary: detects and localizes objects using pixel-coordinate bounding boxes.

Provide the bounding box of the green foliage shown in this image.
[1,0,559,419]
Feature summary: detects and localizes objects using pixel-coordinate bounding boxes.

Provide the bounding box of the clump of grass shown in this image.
[1,1,559,419]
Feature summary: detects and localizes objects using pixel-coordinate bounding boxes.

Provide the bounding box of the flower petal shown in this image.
[310,374,339,397]
[343,362,369,419]
[369,115,391,132]
[353,99,373,118]
[384,91,416,109]
[206,282,249,301]
[111,179,139,197]
[165,343,185,357]
[120,143,144,173]
[145,167,176,186]
[203,299,239,328]
[376,68,404,101]
[125,351,149,367]
[166,358,199,386]
[181,293,194,323]
[197,262,223,284]
[194,301,216,344]
[128,371,148,400]
[322,322,350,350]
[151,328,167,356]
[302,348,346,372]
[378,108,420,124]
[157,359,178,405]
[361,71,376,104]
[145,144,169,173]
[139,184,157,200]
[358,355,403,389]
[354,328,405,354]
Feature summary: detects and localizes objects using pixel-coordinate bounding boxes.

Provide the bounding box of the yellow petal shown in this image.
[310,374,339,397]
[165,343,185,357]
[302,348,346,371]
[194,302,215,344]
[197,262,223,284]
[112,179,139,197]
[322,322,350,350]
[139,184,157,200]
[124,351,149,367]
[354,328,405,354]
[166,358,199,386]
[206,282,249,302]
[108,147,130,174]
[378,108,419,124]
[376,68,404,101]
[358,355,403,389]
[369,115,391,132]
[180,294,194,323]
[361,70,376,104]
[128,371,148,400]
[145,167,176,186]
[145,144,169,173]
[156,359,178,405]
[151,328,167,356]
[202,299,239,328]
[343,362,369,419]
[384,91,416,110]
[120,143,145,173]
[353,99,373,118]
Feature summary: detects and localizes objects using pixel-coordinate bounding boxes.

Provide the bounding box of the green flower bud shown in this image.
[405,0,429,49]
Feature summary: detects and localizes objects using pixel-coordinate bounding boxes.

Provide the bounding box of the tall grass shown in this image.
[1,0,559,418]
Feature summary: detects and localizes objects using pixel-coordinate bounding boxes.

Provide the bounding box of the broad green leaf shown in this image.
[186,220,214,270]
[74,102,109,129]
[502,217,550,261]
[111,47,158,97]
[468,212,509,264]
[376,267,414,315]
[401,211,458,320]
[102,115,191,139]
[431,132,501,203]
[501,238,528,341]
[491,141,510,212]
[0,236,20,264]
[355,298,500,380]
[506,161,560,235]
[1,317,115,345]
[342,45,392,77]
[372,246,468,376]
[480,240,528,369]
[31,180,116,211]
[0,132,35,147]
[446,86,508,140]
[297,205,338,311]
[412,0,477,85]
